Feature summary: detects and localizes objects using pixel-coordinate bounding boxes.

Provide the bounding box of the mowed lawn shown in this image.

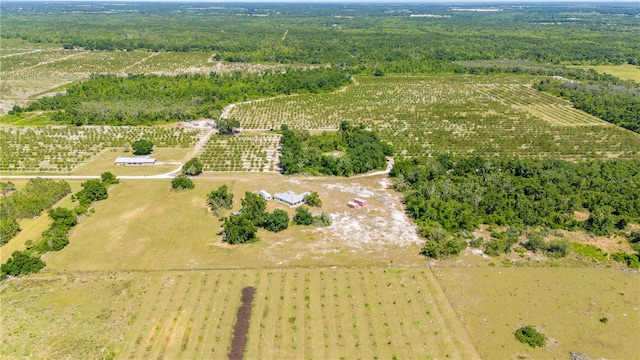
[437,267,640,359]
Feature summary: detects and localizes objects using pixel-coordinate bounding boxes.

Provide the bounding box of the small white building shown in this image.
[274,191,311,207]
[259,190,272,201]
[115,157,156,166]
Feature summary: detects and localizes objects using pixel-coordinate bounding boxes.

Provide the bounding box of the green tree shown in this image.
[222,214,258,244]
[183,157,204,176]
[42,227,70,251]
[263,209,290,232]
[100,171,119,185]
[240,192,267,226]
[0,217,20,245]
[171,174,195,190]
[514,326,546,348]
[207,185,234,214]
[293,206,314,226]
[132,139,154,155]
[48,207,77,229]
[304,191,322,207]
[1,251,46,277]
[217,118,241,135]
[76,179,108,205]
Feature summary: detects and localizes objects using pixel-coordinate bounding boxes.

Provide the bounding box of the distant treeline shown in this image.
[279,122,393,176]
[2,2,639,72]
[27,68,351,125]
[391,156,640,237]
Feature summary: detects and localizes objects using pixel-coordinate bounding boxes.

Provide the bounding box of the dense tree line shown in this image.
[1,175,116,278]
[0,178,71,245]
[2,3,639,69]
[391,156,640,257]
[27,69,351,125]
[280,121,393,176]
[535,78,640,133]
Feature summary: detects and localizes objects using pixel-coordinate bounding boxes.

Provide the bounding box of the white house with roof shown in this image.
[115,157,156,166]
[274,191,311,207]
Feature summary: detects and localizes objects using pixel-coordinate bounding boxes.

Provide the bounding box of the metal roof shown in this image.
[274,191,310,205]
[115,157,156,163]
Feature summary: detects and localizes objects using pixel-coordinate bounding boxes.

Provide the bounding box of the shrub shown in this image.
[101,171,119,185]
[1,251,46,277]
[293,206,314,226]
[263,209,289,232]
[183,157,204,176]
[171,174,195,190]
[514,326,546,348]
[132,139,154,155]
[304,192,322,207]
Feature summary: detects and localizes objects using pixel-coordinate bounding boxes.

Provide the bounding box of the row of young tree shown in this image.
[0,179,71,245]
[535,78,640,134]
[1,173,118,278]
[27,69,351,125]
[391,156,640,259]
[279,121,393,176]
[453,60,640,134]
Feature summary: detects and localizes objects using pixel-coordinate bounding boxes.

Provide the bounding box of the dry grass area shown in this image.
[0,272,149,360]
[436,267,640,359]
[43,174,425,271]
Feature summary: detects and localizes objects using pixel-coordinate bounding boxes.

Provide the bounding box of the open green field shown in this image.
[231,75,640,160]
[571,64,640,82]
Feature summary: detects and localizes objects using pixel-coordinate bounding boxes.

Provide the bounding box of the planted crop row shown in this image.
[231,75,640,160]
[200,134,281,172]
[120,269,476,359]
[0,126,198,172]
[473,83,605,126]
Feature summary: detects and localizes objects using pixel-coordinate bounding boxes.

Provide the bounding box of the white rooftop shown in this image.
[274,191,310,206]
[115,157,156,163]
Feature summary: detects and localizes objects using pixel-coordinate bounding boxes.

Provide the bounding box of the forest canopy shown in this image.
[391,156,640,237]
[27,68,351,125]
[279,121,393,176]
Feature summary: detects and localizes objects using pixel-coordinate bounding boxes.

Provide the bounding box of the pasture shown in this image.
[43,174,425,271]
[436,267,640,359]
[1,268,479,360]
[231,76,640,160]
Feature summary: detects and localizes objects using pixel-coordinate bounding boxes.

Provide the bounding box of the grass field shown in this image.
[231,75,640,160]
[571,64,640,82]
[1,268,480,360]
[437,267,640,359]
[43,174,425,271]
